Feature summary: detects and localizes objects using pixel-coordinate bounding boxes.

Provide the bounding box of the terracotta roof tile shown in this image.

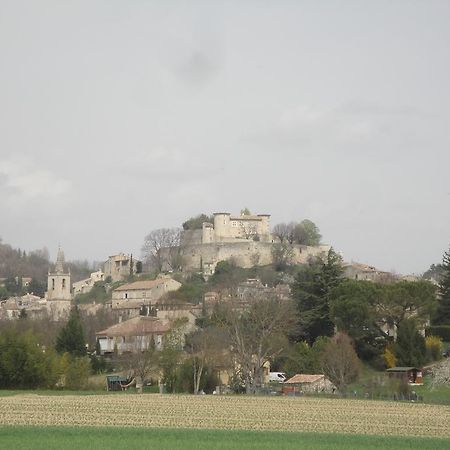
[96,316,170,337]
[114,279,179,291]
[285,374,325,384]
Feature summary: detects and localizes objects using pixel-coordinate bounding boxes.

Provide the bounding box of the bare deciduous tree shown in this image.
[186,326,229,394]
[271,242,294,271]
[122,328,160,393]
[239,221,258,240]
[141,228,182,272]
[273,220,321,246]
[272,222,295,243]
[321,332,361,392]
[215,295,297,393]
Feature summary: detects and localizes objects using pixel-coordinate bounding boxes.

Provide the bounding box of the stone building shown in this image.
[282,374,335,394]
[96,316,170,355]
[181,212,273,246]
[72,270,104,296]
[236,279,291,302]
[103,253,141,283]
[46,247,72,301]
[0,294,48,320]
[111,277,182,306]
[342,262,395,283]
[162,211,330,276]
[177,240,329,277]
[45,247,72,320]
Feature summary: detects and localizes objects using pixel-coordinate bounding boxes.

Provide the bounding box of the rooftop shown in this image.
[285,374,326,384]
[96,316,170,337]
[114,278,179,291]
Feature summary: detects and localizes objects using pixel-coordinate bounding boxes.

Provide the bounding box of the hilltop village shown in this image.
[1,211,404,323]
[0,210,449,395]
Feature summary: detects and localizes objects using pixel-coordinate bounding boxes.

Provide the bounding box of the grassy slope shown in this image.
[0,427,449,450]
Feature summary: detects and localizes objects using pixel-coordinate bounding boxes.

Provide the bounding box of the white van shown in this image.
[268,372,286,383]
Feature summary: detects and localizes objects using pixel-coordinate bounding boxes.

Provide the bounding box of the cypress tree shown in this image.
[55,307,86,356]
[395,319,426,367]
[435,246,450,325]
[291,248,343,343]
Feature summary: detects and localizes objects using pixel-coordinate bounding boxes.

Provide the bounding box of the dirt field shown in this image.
[0,394,449,438]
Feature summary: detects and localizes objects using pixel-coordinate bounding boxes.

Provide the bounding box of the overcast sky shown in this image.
[1,1,449,274]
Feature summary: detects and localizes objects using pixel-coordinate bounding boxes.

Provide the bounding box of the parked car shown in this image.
[268,372,286,383]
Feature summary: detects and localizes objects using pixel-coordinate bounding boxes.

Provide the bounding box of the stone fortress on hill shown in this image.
[167,212,331,276]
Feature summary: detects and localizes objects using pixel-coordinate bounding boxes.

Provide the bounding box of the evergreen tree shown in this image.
[291,248,343,343]
[55,307,86,357]
[0,330,58,388]
[435,246,450,325]
[395,319,426,367]
[26,278,46,297]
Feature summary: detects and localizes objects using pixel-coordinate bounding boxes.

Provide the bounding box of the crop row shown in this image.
[0,394,449,438]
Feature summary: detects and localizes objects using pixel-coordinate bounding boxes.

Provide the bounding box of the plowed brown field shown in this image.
[1,394,449,438]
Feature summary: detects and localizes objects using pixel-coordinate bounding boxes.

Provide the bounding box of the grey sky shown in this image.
[1,1,449,274]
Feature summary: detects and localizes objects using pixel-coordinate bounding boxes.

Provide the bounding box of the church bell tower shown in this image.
[46,247,72,301]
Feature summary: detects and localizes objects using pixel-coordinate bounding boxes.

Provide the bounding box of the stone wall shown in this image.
[172,241,330,274]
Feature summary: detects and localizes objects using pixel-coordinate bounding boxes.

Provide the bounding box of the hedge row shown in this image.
[426,325,450,342]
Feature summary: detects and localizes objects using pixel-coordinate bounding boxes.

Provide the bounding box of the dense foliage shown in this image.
[434,246,450,325]
[74,281,110,304]
[426,325,450,341]
[291,248,343,343]
[272,220,321,246]
[395,319,426,367]
[55,307,86,357]
[0,330,58,388]
[182,214,215,230]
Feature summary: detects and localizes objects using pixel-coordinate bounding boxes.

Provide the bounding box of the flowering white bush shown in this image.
[431,358,450,387]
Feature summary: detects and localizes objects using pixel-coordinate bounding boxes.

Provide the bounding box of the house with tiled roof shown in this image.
[96,316,171,355]
[111,277,181,308]
[283,374,335,395]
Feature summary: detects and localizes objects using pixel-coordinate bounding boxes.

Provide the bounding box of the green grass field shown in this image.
[0,427,449,450]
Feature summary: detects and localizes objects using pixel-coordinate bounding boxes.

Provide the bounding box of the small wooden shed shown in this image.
[386,367,423,385]
[106,375,133,391]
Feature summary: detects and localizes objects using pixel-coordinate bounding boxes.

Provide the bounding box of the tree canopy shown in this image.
[321,332,361,392]
[435,246,450,325]
[329,278,437,363]
[182,214,214,230]
[141,228,182,272]
[291,248,343,343]
[0,330,58,389]
[395,319,426,367]
[213,294,297,393]
[272,220,322,246]
[55,307,86,357]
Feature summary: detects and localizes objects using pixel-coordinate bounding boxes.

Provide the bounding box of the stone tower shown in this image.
[213,212,231,241]
[46,247,72,301]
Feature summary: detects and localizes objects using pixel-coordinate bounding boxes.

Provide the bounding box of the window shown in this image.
[62,279,66,289]
[124,293,128,299]
[52,279,55,290]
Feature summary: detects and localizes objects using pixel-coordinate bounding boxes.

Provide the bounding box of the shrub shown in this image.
[60,354,91,390]
[0,330,59,389]
[426,325,450,341]
[383,344,397,368]
[426,335,443,362]
[395,320,426,367]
